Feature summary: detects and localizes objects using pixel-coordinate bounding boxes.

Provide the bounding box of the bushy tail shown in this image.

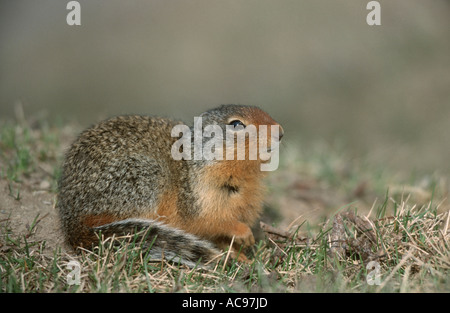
[93,218,221,267]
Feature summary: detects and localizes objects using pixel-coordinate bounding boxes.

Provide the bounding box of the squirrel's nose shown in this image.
[278,126,284,141]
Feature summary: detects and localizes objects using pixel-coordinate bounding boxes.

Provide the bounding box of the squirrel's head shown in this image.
[194,104,283,167]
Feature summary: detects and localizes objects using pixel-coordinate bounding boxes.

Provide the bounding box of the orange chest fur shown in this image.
[192,160,265,223]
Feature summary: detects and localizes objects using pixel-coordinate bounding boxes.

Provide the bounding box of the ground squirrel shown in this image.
[58,104,283,267]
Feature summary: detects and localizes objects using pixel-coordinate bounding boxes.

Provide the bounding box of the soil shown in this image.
[0,176,67,253]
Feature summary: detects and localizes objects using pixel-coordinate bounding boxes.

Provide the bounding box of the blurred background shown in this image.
[1,0,449,176]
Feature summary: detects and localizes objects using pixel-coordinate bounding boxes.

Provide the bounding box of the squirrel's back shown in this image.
[58,105,283,266]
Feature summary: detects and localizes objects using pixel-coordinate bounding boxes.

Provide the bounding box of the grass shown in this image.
[1,198,448,293]
[0,117,449,293]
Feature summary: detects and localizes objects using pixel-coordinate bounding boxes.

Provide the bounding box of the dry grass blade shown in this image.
[260,221,309,246]
[376,249,415,292]
[260,222,294,240]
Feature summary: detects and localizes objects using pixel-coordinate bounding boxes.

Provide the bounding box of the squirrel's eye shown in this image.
[229,120,245,128]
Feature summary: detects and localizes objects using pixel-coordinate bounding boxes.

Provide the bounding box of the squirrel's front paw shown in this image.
[234,229,255,248]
